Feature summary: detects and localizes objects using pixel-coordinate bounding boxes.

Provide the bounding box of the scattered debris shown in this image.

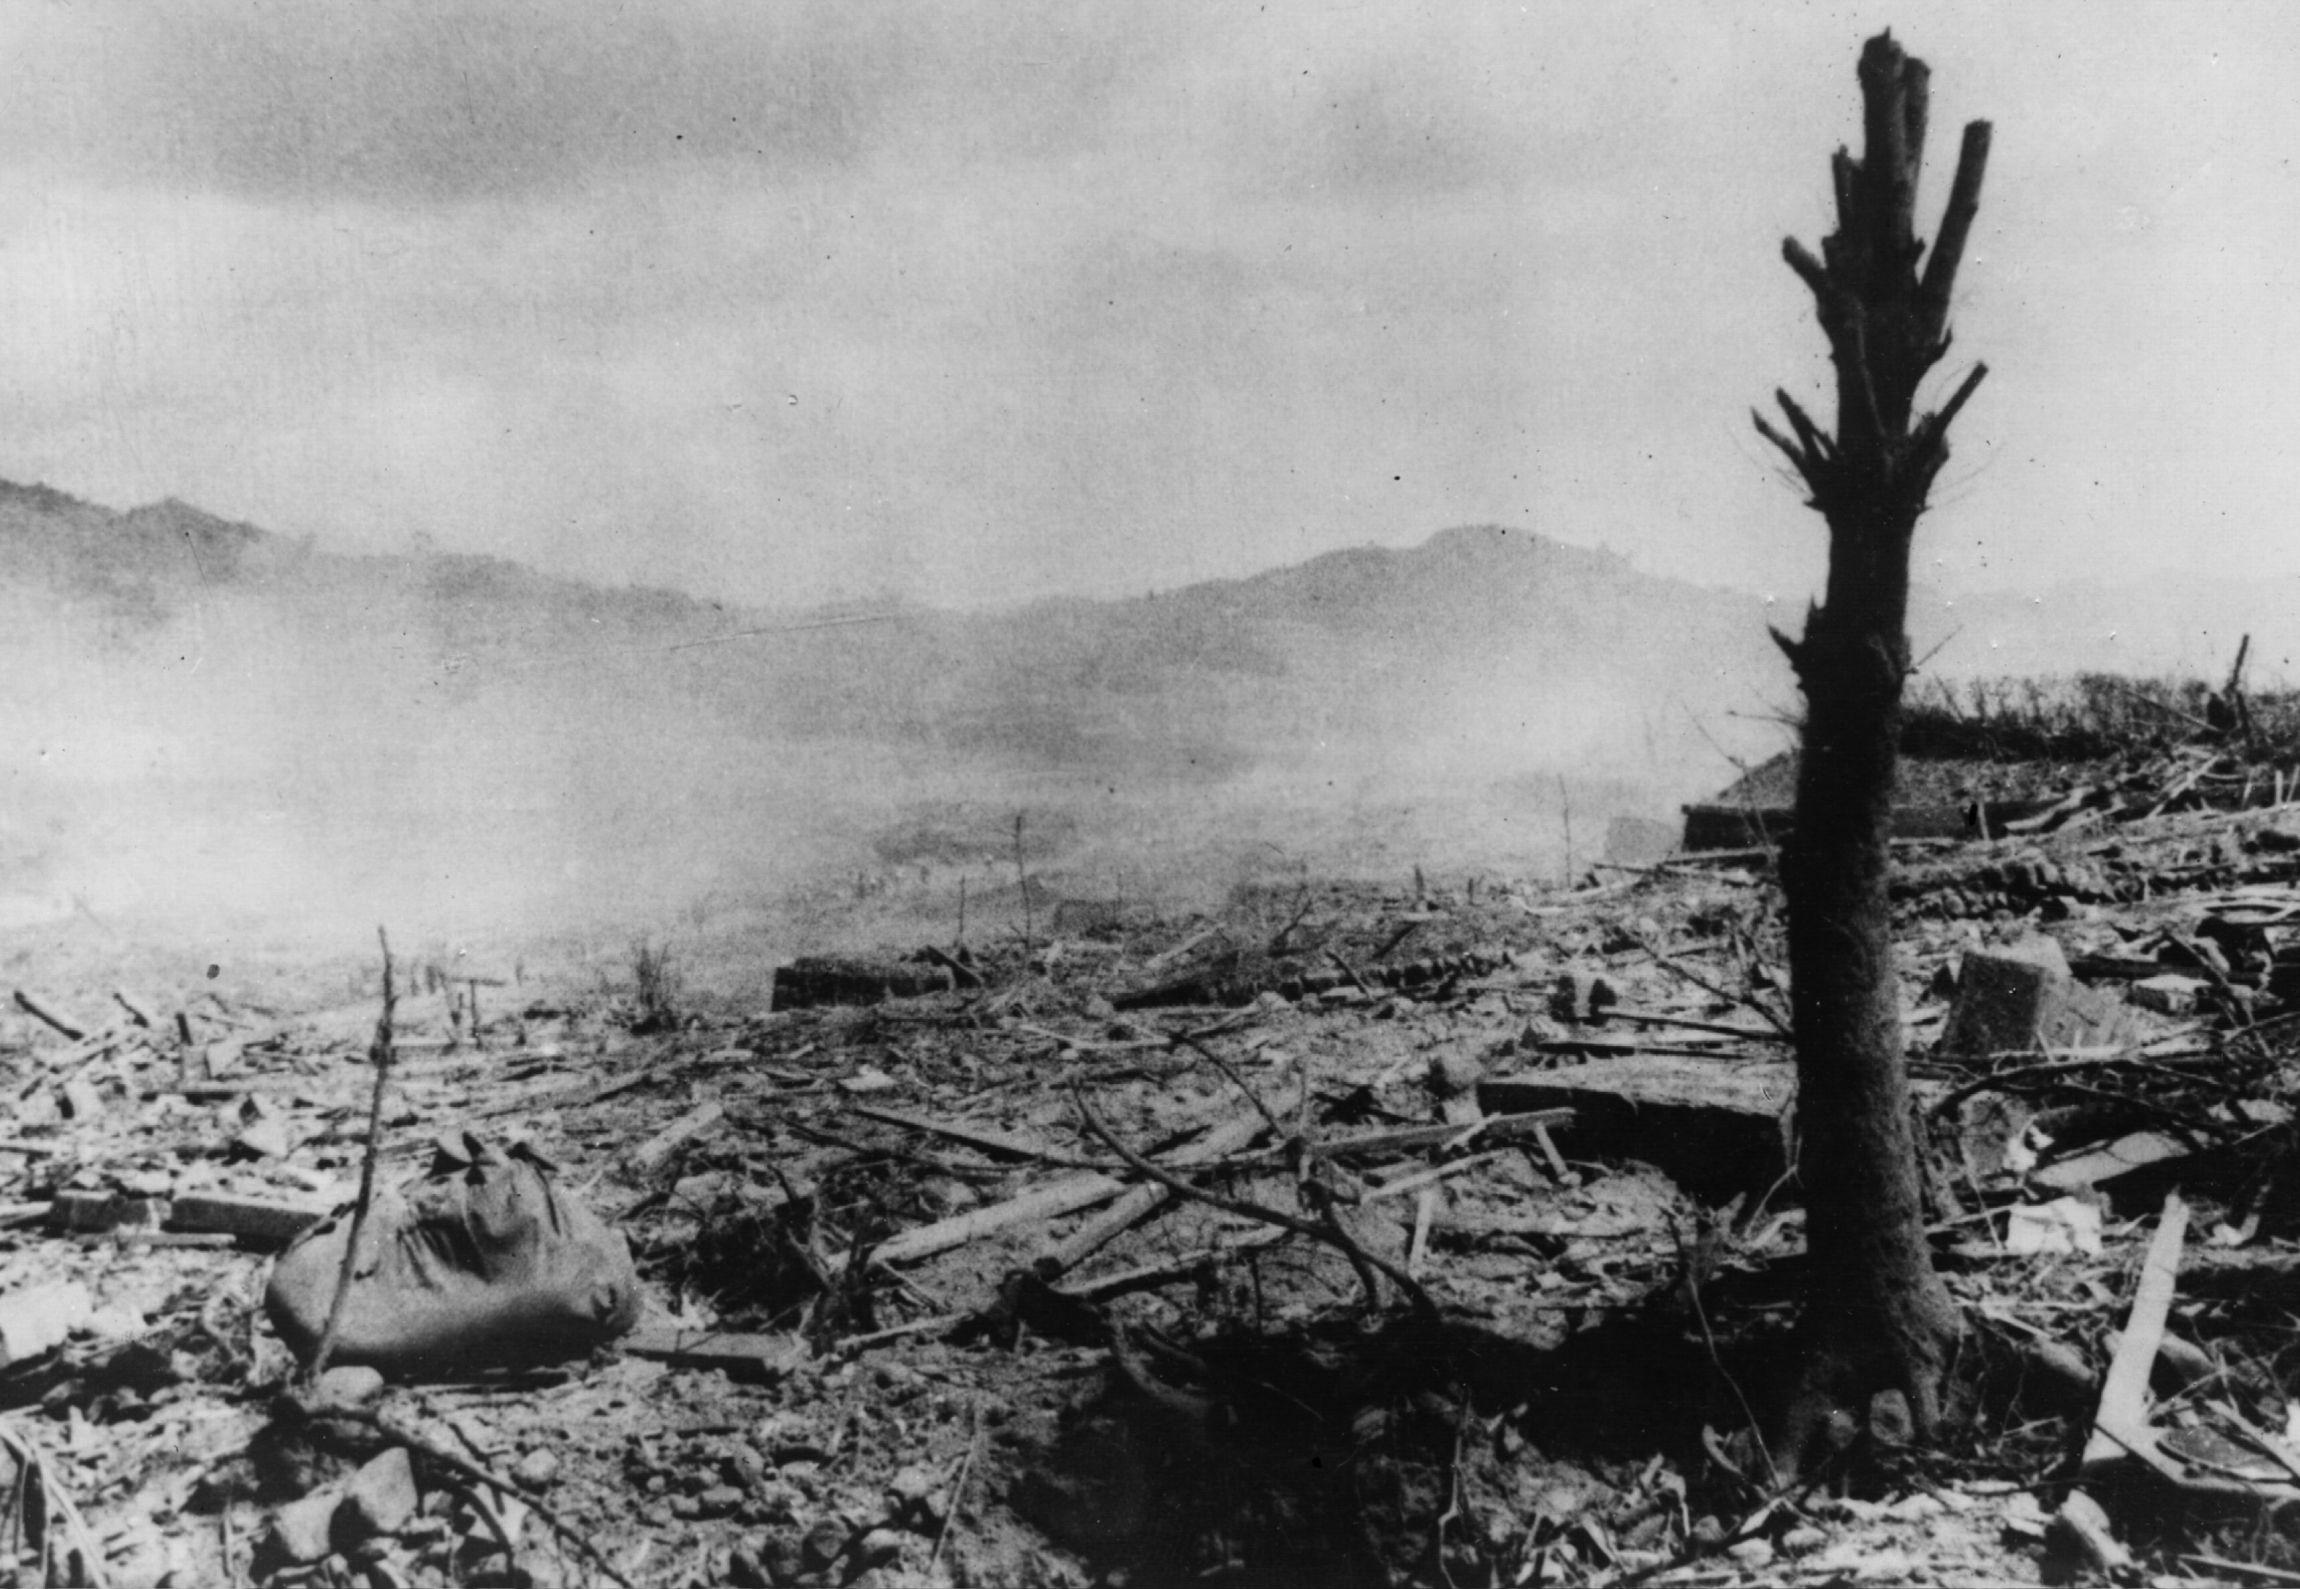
[12,746,2300,1585]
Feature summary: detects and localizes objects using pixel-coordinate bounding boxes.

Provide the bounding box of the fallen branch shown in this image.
[1035,1112,1269,1278]
[1362,1150,1509,1206]
[1325,949,1376,999]
[1228,1109,1574,1167]
[1057,1231,1288,1302]
[1170,1032,1284,1134]
[628,1101,727,1176]
[873,1171,1130,1266]
[926,1402,985,1580]
[1071,1084,1435,1318]
[1625,934,1791,1038]
[1604,1008,1791,1044]
[306,928,396,1384]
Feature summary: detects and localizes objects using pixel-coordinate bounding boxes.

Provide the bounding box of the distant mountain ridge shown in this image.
[0,473,2261,933]
[0,479,1793,779]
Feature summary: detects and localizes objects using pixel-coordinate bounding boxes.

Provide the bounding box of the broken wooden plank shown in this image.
[849,1104,1082,1165]
[2083,1191,2188,1473]
[169,1190,333,1245]
[1604,1009,1789,1043]
[1292,1109,1576,1165]
[2034,1131,2195,1193]
[629,1101,727,1175]
[878,1098,1274,1267]
[1407,1187,1438,1279]
[874,1171,1129,1266]
[1529,1122,1571,1181]
[12,990,87,1040]
[1361,1150,1509,1206]
[1036,1113,1268,1277]
[624,1323,807,1381]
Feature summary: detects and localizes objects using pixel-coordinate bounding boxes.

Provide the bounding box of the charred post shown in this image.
[1755,31,1992,1465]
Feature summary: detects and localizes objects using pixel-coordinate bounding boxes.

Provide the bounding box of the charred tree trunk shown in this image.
[1754,33,1991,1468]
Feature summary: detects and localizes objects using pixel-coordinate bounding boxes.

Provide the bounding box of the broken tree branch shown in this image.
[1918,120,1994,338]
[306,928,397,1384]
[1071,1084,1435,1318]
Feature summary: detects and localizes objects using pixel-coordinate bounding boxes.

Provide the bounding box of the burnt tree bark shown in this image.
[1754,32,1991,1467]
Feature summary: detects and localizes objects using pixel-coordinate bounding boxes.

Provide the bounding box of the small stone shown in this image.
[854,1528,904,1568]
[231,1114,295,1159]
[886,1466,937,1513]
[727,1445,770,1491]
[761,1532,809,1583]
[728,1541,774,1588]
[2131,974,2207,1016]
[800,1516,850,1570]
[1725,1538,1774,1569]
[1780,1526,1826,1555]
[340,1447,419,1541]
[670,1494,703,1520]
[1426,1051,1486,1097]
[2049,1488,2132,1574]
[695,1485,745,1518]
[269,1490,343,1564]
[1885,1491,1944,1521]
[1688,1515,1725,1550]
[514,1448,562,1491]
[745,1481,804,1527]
[307,1365,387,1411]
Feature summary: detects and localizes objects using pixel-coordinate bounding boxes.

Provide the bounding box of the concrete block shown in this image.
[1481,1056,1793,1200]
[2130,974,2207,1016]
[1941,938,2133,1060]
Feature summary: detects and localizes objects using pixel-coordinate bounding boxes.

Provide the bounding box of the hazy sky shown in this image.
[0,1,2292,610]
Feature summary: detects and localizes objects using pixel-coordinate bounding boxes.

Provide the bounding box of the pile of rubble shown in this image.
[0,792,2297,1585]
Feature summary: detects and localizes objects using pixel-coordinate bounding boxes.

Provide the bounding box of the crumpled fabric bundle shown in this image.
[266,1132,640,1377]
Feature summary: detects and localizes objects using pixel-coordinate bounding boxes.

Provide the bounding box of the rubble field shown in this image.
[6,780,2300,1588]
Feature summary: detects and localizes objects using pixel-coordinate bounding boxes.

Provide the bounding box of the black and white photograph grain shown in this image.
[0,4,2294,1586]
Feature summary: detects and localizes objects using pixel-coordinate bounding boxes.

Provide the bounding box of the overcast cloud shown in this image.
[0,1,2293,609]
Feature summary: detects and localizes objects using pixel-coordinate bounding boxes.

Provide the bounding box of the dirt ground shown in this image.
[4,794,2300,1588]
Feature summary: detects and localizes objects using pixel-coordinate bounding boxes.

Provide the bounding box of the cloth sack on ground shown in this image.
[266,1132,640,1376]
